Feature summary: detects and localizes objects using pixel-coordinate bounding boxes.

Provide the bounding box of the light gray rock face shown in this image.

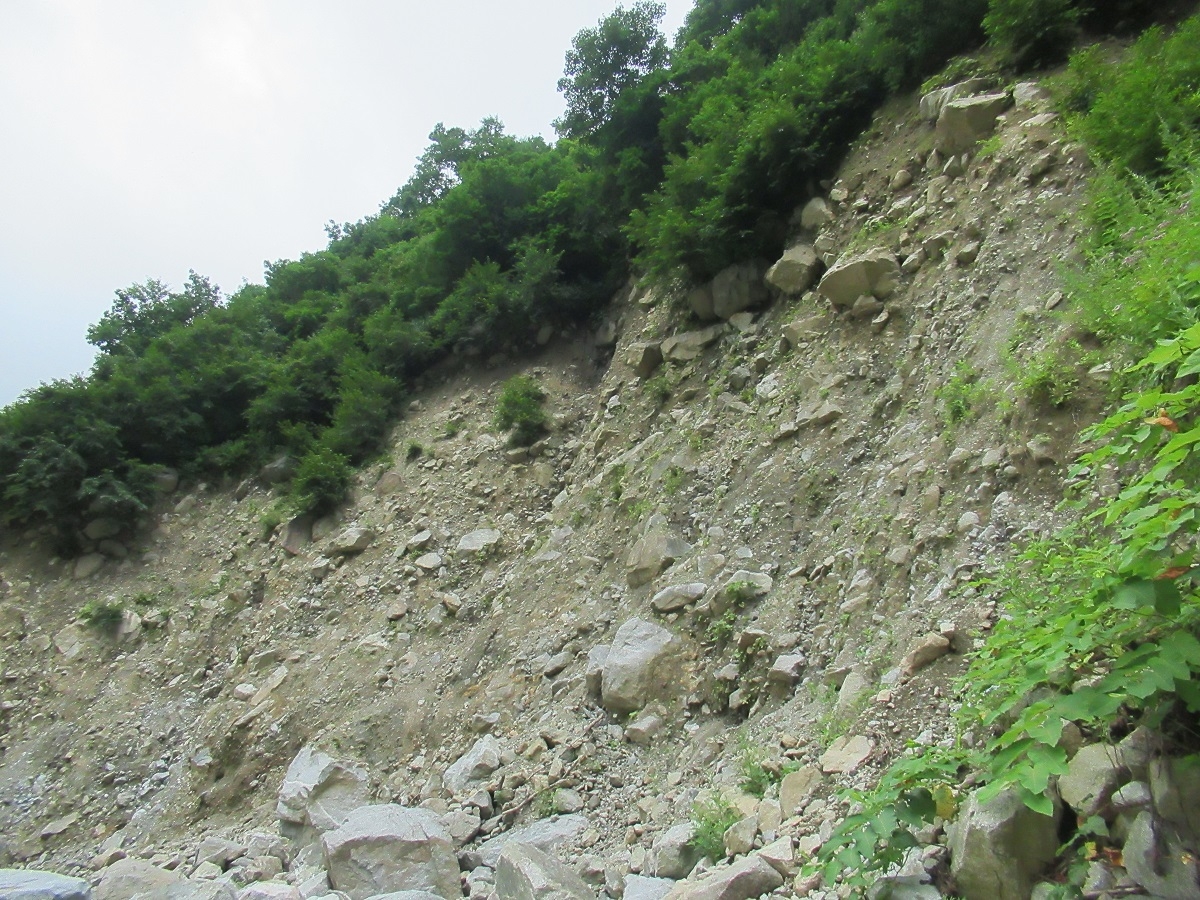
[144,883,238,900]
[330,526,374,556]
[0,870,93,900]
[96,858,182,900]
[236,884,300,900]
[765,245,822,296]
[1150,754,1200,841]
[321,805,459,900]
[1058,744,1123,818]
[819,736,873,775]
[779,767,822,816]
[948,788,1060,900]
[277,746,372,840]
[360,893,446,900]
[919,78,990,122]
[651,583,707,613]
[282,516,314,556]
[1123,811,1200,900]
[799,198,833,231]
[817,249,899,308]
[624,876,675,900]
[443,735,503,796]
[935,93,1011,155]
[457,528,501,554]
[651,824,701,880]
[600,618,681,714]
[494,843,593,900]
[661,856,783,900]
[900,633,951,676]
[710,263,768,320]
[626,526,692,588]
[661,327,723,364]
[478,815,591,869]
[687,284,716,321]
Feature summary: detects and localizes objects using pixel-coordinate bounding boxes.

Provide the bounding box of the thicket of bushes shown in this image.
[0,0,1182,549]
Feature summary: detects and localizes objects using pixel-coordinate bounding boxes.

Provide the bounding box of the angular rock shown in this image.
[628,343,664,379]
[651,583,708,613]
[948,788,1060,900]
[83,518,122,541]
[900,634,951,676]
[260,455,295,484]
[800,198,833,231]
[457,529,501,555]
[767,655,806,690]
[627,525,692,588]
[687,284,715,321]
[766,245,822,296]
[600,618,681,714]
[495,842,593,900]
[723,817,757,858]
[1123,811,1200,900]
[96,859,181,900]
[819,736,873,775]
[321,805,459,900]
[779,767,822,816]
[281,516,313,556]
[330,526,374,556]
[443,736,503,796]
[661,855,783,900]
[755,837,795,878]
[711,263,769,321]
[780,315,825,349]
[1059,744,1123,818]
[414,553,442,571]
[277,746,371,840]
[935,93,1011,155]
[651,823,702,880]
[626,713,665,746]
[585,646,608,699]
[919,78,990,122]
[478,815,590,869]
[720,571,772,606]
[623,875,675,900]
[817,249,899,309]
[661,327,723,364]
[237,884,300,900]
[73,553,106,580]
[0,870,93,900]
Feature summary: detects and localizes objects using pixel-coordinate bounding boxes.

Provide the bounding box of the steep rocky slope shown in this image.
[0,74,1102,898]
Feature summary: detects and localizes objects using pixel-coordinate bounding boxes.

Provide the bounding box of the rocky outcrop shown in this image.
[948,788,1060,900]
[478,815,591,869]
[626,520,691,587]
[443,735,503,796]
[765,244,822,295]
[0,870,92,900]
[494,842,594,900]
[600,618,682,714]
[277,746,371,841]
[321,805,459,900]
[934,93,1011,155]
[816,248,899,308]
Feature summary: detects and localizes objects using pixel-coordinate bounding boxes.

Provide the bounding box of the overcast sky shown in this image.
[0,0,694,407]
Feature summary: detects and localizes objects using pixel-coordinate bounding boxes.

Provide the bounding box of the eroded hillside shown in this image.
[1,76,1102,899]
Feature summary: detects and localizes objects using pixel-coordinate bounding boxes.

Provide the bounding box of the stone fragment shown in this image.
[935,93,1011,155]
[1058,744,1123,818]
[260,455,295,484]
[817,249,899,309]
[626,713,665,746]
[601,618,681,714]
[660,855,783,900]
[711,263,768,321]
[651,583,707,613]
[281,516,313,556]
[765,245,822,296]
[0,870,93,900]
[780,315,824,350]
[96,859,181,900]
[687,284,715,321]
[800,198,833,231]
[661,327,723,364]
[443,736,503,796]
[948,788,1060,900]
[628,343,664,379]
[330,526,374,556]
[478,815,590,869]
[627,524,692,588]
[651,823,702,880]
[321,805,459,900]
[237,884,300,900]
[900,634,951,676]
[495,842,593,900]
[919,78,990,122]
[779,767,822,815]
[767,655,806,691]
[723,817,757,858]
[755,837,795,878]
[53,624,87,661]
[83,518,121,541]
[414,553,442,571]
[73,554,106,579]
[623,875,675,900]
[819,736,873,775]
[1150,754,1200,840]
[196,836,246,868]
[457,529,501,555]
[277,746,371,840]
[1122,811,1200,900]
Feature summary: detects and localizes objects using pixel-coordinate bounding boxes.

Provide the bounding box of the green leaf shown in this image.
[1020,787,1055,817]
[1113,578,1157,610]
[1153,580,1183,616]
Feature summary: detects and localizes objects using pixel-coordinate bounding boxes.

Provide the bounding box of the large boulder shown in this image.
[95,859,181,900]
[650,823,702,879]
[1123,811,1200,900]
[661,856,783,900]
[626,519,692,588]
[919,77,990,123]
[710,263,768,320]
[0,870,92,900]
[443,735,503,796]
[277,746,372,841]
[494,842,593,900]
[321,805,460,900]
[600,618,682,714]
[765,245,822,296]
[661,327,723,364]
[479,815,591,869]
[934,93,1011,155]
[627,342,664,378]
[817,249,899,309]
[947,788,1060,900]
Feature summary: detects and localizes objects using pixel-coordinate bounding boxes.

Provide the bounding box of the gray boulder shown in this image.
[627,343,664,378]
[96,859,182,900]
[495,843,593,900]
[687,284,715,321]
[651,823,702,879]
[651,583,707,613]
[329,526,374,556]
[919,78,990,122]
[0,870,92,900]
[601,618,681,714]
[935,93,1011,155]
[1058,743,1123,818]
[277,746,372,840]
[948,788,1060,900]
[661,856,782,900]
[710,263,768,321]
[626,524,692,588]
[144,884,238,900]
[661,327,723,364]
[443,735,503,796]
[321,805,459,900]
[817,249,899,309]
[624,876,675,900]
[1123,811,1200,900]
[479,815,591,869]
[457,528,501,555]
[765,245,822,296]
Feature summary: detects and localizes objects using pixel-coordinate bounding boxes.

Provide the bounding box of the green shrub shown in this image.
[936,361,988,427]
[984,0,1080,68]
[494,376,548,447]
[79,599,125,631]
[288,446,352,515]
[690,797,740,860]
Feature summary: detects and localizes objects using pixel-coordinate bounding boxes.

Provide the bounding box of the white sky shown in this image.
[0,0,694,407]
